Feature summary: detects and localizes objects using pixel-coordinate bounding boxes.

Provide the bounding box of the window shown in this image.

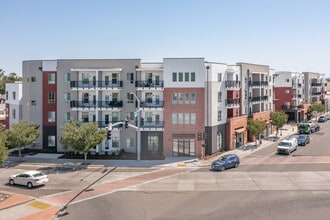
[286,79,290,82]
[172,139,195,156]
[12,109,16,119]
[185,72,189,81]
[172,113,177,124]
[12,92,16,100]
[184,113,190,124]
[178,113,183,124]
[82,112,89,122]
[191,72,195,82]
[31,77,36,82]
[64,93,70,103]
[185,93,190,104]
[48,92,55,103]
[48,136,56,147]
[126,138,134,148]
[172,93,177,104]
[216,133,222,151]
[5,91,8,100]
[148,136,159,152]
[178,72,183,82]
[127,73,134,83]
[172,72,177,82]
[217,110,222,121]
[127,93,134,103]
[191,113,196,124]
[191,93,196,104]
[178,93,184,104]
[64,112,70,123]
[48,111,56,122]
[64,73,71,84]
[218,92,222,102]
[146,112,153,123]
[217,73,222,82]
[48,73,56,84]
[31,100,36,106]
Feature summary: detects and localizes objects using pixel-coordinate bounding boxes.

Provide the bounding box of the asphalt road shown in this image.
[61,191,330,220]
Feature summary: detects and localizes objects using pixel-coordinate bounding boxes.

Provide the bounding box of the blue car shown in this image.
[211,154,240,171]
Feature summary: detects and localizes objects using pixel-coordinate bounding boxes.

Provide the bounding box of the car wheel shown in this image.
[220,166,225,171]
[9,179,14,185]
[234,163,239,168]
[27,182,33,189]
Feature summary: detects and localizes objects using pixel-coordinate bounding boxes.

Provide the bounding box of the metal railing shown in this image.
[70,101,123,109]
[225,80,241,88]
[70,80,123,89]
[135,80,164,89]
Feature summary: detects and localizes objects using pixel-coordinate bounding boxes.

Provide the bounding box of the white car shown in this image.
[277,138,298,155]
[9,170,48,188]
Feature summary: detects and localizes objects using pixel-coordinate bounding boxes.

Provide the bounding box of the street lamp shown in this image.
[130,92,141,161]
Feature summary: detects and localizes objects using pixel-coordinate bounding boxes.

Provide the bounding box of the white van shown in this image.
[277,138,298,155]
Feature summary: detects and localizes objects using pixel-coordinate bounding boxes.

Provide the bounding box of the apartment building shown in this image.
[235,63,274,146]
[22,59,275,158]
[273,72,305,122]
[5,82,22,129]
[303,72,327,106]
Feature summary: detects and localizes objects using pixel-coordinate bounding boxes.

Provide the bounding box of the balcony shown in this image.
[138,101,164,109]
[311,82,322,87]
[140,120,164,129]
[70,101,123,109]
[249,96,268,102]
[282,105,302,111]
[249,81,268,87]
[135,80,164,89]
[225,80,241,89]
[225,98,240,108]
[70,80,123,90]
[81,120,123,129]
[311,91,322,96]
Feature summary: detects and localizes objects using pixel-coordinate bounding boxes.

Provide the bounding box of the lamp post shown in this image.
[130,92,141,161]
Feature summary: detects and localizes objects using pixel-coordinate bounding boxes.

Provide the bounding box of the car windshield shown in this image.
[298,136,306,140]
[279,141,291,147]
[217,156,227,161]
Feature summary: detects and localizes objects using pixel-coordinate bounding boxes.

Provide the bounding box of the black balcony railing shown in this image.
[225,80,241,88]
[225,98,240,106]
[282,105,302,111]
[139,120,164,128]
[312,92,322,96]
[138,101,164,108]
[70,100,123,109]
[248,81,268,87]
[249,96,268,102]
[135,80,164,89]
[70,80,123,89]
[311,83,322,87]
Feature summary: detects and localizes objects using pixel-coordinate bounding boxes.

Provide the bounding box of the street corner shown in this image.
[0,191,34,210]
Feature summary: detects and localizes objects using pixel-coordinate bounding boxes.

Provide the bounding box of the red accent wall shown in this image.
[42,71,57,125]
[163,88,205,157]
[274,87,293,111]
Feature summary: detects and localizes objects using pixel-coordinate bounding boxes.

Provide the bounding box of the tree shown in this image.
[0,68,22,94]
[0,124,8,166]
[59,120,106,163]
[247,118,267,146]
[308,102,326,119]
[270,111,288,138]
[5,120,40,160]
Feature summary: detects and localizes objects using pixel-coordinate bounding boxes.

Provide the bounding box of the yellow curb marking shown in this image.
[28,201,51,210]
[177,163,186,167]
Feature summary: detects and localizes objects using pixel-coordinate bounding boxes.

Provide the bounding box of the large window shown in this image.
[148,136,159,152]
[48,111,56,122]
[64,73,71,84]
[185,72,189,81]
[172,113,177,124]
[48,136,56,147]
[191,93,196,104]
[217,110,222,121]
[191,72,195,82]
[216,133,222,151]
[178,72,183,82]
[173,139,195,156]
[12,92,16,100]
[48,73,56,84]
[172,93,177,104]
[218,92,222,102]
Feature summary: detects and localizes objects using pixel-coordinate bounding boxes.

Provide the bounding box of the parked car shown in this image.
[277,137,298,155]
[318,116,327,123]
[9,170,48,188]
[297,134,310,146]
[211,154,240,171]
[325,114,330,121]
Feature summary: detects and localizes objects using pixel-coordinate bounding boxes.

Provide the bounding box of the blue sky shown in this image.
[1,0,330,76]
